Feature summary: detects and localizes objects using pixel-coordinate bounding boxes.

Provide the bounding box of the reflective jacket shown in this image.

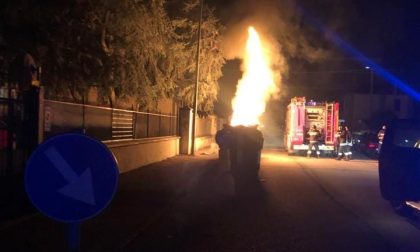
[336,129,347,144]
[308,128,321,143]
[345,129,352,145]
[378,129,385,143]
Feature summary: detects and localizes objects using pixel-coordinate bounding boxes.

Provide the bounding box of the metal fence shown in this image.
[43,100,178,142]
[0,96,26,176]
[0,95,178,176]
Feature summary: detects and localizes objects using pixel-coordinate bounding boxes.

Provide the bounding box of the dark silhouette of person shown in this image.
[377,125,386,153]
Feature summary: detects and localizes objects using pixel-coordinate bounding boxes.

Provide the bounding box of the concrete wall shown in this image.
[195,135,218,154]
[105,136,180,173]
[194,115,220,154]
[196,115,219,137]
[179,110,221,154]
[105,117,218,173]
[179,108,193,155]
[41,98,220,172]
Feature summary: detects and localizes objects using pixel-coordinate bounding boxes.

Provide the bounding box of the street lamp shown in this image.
[191,0,204,155]
[365,66,374,116]
[365,66,374,95]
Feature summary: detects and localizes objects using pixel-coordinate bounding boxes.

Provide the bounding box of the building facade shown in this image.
[341,93,416,132]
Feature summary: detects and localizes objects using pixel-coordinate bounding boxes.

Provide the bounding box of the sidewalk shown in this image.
[0,174,36,223]
[0,153,232,251]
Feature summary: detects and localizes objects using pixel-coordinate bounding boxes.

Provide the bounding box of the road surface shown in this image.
[1,150,420,251]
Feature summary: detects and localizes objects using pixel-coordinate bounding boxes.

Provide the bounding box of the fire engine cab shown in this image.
[285,97,339,155]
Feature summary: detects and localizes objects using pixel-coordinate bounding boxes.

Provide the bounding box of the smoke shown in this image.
[221,0,327,62]
[217,0,340,147]
[220,0,329,102]
[218,0,329,147]
[215,0,362,147]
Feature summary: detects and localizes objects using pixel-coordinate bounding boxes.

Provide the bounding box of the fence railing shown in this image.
[0,97,26,176]
[43,100,178,142]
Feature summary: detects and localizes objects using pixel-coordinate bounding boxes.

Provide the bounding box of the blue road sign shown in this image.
[25,133,119,223]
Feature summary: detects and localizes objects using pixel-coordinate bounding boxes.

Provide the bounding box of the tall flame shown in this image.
[230,26,277,127]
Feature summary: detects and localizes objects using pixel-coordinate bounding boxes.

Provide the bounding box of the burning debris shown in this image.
[216,26,282,193]
[230,26,279,127]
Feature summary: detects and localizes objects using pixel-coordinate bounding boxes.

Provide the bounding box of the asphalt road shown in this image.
[1,150,420,251]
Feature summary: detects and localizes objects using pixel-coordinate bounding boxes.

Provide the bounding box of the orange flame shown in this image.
[230,27,277,127]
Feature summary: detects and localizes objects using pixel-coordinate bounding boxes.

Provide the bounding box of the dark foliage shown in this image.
[0,0,225,113]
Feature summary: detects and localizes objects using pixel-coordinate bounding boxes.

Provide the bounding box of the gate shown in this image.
[0,89,26,176]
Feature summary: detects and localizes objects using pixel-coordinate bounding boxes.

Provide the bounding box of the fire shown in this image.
[230,26,277,127]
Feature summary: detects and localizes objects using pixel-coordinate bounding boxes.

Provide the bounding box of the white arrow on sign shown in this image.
[44,147,96,206]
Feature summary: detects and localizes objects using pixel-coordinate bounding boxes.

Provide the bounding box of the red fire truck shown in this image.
[285,97,339,155]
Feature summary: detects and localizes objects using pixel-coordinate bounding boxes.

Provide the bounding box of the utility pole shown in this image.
[191,0,203,155]
[370,68,374,118]
[366,66,374,117]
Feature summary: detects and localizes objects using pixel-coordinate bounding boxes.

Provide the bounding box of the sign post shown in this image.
[68,222,81,251]
[25,133,119,251]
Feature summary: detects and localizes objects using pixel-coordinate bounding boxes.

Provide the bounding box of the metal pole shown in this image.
[67,222,81,252]
[369,68,374,117]
[38,86,45,144]
[191,0,203,155]
[82,93,86,134]
[132,111,136,139]
[6,86,14,175]
[159,112,162,137]
[146,110,150,137]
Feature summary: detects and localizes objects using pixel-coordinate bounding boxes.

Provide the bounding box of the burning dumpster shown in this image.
[229,125,264,184]
[223,26,278,193]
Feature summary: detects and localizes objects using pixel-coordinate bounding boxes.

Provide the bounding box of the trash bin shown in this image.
[229,125,264,184]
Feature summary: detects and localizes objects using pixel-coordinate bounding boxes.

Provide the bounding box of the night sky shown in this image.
[210,0,420,75]
[3,0,419,115]
[209,0,420,117]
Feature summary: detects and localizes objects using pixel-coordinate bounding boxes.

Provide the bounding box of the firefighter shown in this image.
[334,125,341,156]
[336,125,350,160]
[344,126,353,160]
[377,125,386,153]
[307,125,321,158]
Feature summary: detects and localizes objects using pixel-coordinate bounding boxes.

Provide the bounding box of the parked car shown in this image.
[378,119,420,215]
[352,131,379,158]
[361,133,379,158]
[351,131,365,152]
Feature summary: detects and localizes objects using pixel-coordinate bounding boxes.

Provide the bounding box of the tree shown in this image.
[169,0,225,114]
[0,0,225,113]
